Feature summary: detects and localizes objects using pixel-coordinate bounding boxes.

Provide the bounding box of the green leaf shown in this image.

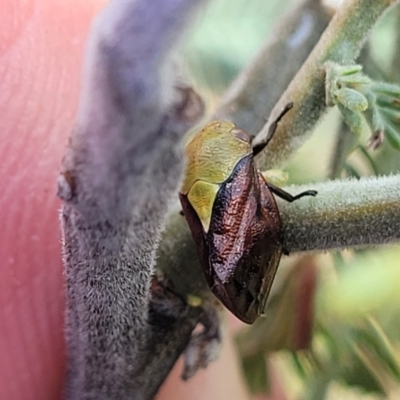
[380,108,400,124]
[335,88,368,112]
[364,92,384,134]
[241,353,269,395]
[385,122,400,150]
[361,90,400,151]
[337,103,364,136]
[363,108,385,153]
[340,74,371,85]
[376,94,400,110]
[370,106,385,133]
[303,374,332,400]
[371,82,400,97]
[364,318,400,381]
[336,64,363,76]
[358,146,379,175]
[341,349,385,394]
[291,352,308,379]
[344,163,362,179]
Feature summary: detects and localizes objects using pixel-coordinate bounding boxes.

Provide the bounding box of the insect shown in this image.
[179,104,317,324]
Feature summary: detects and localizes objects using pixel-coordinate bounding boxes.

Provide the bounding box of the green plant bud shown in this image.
[335,87,369,112]
[384,123,400,150]
[337,103,364,136]
[364,105,384,134]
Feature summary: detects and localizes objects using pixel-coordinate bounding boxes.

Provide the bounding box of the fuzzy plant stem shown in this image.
[253,0,400,170]
[328,122,358,179]
[58,0,206,399]
[213,0,331,135]
[279,174,400,252]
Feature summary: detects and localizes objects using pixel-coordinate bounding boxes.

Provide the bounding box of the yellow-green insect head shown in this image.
[181,121,252,232]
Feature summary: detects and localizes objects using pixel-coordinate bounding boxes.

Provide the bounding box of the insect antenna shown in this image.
[252,102,294,156]
[267,182,317,202]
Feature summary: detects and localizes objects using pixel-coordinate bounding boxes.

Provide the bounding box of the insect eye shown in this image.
[231,128,250,143]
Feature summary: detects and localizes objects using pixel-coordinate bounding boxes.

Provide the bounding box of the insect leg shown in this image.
[252,102,294,156]
[267,183,317,202]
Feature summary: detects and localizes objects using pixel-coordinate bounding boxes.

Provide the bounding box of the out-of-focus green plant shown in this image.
[325,62,400,149]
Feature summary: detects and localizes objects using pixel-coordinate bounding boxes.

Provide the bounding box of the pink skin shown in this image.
[0,1,254,399]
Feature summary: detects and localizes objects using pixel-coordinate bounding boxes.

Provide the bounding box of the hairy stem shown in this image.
[58,1,206,399]
[328,122,358,179]
[280,174,400,252]
[213,0,332,135]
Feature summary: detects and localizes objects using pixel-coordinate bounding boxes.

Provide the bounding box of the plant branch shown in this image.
[279,174,400,252]
[328,122,358,179]
[253,0,400,170]
[58,0,207,399]
[213,0,332,135]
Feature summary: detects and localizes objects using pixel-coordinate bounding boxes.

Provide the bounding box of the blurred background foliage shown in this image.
[183,0,400,398]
